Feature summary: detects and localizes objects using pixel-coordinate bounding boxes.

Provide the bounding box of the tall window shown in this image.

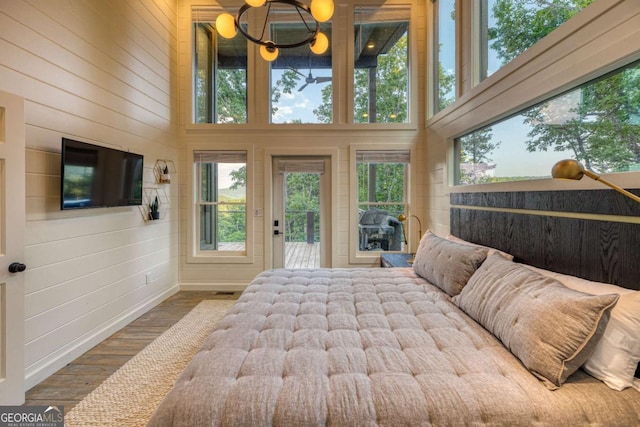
[357,150,409,252]
[269,9,333,124]
[354,6,410,124]
[194,151,247,251]
[433,0,456,113]
[193,9,248,123]
[455,60,640,185]
[479,0,593,82]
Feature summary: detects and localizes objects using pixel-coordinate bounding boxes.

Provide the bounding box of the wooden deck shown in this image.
[217,241,321,268]
[284,242,320,268]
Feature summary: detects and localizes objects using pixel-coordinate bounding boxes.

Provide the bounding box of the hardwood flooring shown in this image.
[24,291,240,411]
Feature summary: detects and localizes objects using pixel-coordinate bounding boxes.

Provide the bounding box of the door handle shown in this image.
[8,262,27,273]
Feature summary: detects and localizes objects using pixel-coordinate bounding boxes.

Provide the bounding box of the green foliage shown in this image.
[352,34,409,123]
[272,68,303,120]
[284,173,320,242]
[523,65,640,173]
[457,128,501,184]
[489,0,593,65]
[357,163,405,216]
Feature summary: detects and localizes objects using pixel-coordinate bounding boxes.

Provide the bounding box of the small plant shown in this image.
[149,196,160,220]
[160,164,171,183]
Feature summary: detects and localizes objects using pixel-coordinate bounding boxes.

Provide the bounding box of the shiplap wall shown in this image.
[426,1,640,235]
[0,0,179,388]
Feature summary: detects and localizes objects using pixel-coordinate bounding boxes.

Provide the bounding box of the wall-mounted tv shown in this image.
[61,138,144,210]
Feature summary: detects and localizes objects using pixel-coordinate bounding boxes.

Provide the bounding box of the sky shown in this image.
[271,68,331,123]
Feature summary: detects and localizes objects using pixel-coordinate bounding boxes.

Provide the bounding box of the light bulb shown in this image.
[260,44,279,62]
[215,13,237,39]
[310,32,329,55]
[245,0,266,6]
[310,0,334,22]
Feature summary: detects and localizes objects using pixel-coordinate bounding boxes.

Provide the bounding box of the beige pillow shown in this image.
[412,231,488,296]
[453,254,619,389]
[445,234,514,261]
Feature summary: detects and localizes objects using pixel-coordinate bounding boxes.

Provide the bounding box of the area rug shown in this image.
[65,299,235,427]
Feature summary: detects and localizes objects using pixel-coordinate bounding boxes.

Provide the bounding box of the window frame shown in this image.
[349,143,415,264]
[187,2,418,130]
[186,143,254,264]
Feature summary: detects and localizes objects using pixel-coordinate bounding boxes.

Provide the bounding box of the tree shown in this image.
[284,173,320,241]
[457,128,501,184]
[490,0,640,174]
[523,69,640,173]
[489,0,594,65]
[354,34,409,123]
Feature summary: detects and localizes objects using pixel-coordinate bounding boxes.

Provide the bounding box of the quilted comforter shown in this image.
[148,268,640,426]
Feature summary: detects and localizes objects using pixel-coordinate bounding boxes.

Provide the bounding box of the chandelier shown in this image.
[215,0,334,62]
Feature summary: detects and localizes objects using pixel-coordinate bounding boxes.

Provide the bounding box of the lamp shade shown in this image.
[260,44,279,62]
[309,32,329,55]
[311,0,334,22]
[551,159,585,180]
[215,13,237,39]
[551,159,640,203]
[245,0,266,6]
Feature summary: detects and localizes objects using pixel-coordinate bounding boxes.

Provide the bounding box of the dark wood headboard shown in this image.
[450,188,640,290]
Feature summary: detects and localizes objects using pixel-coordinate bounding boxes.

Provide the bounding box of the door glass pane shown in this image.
[284,172,320,268]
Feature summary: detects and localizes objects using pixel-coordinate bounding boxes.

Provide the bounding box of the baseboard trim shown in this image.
[180,282,249,292]
[24,284,180,390]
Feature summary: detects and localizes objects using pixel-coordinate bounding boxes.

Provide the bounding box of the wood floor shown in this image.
[24,291,240,411]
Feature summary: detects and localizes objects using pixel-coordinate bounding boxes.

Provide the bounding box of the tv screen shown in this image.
[61,138,144,210]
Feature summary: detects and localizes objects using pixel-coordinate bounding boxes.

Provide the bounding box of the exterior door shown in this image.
[272,156,330,268]
[0,90,26,404]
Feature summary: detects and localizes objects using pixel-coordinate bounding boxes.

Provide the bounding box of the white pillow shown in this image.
[445,235,514,261]
[524,265,640,392]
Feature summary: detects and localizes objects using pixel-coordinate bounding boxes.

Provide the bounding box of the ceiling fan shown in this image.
[291,68,332,91]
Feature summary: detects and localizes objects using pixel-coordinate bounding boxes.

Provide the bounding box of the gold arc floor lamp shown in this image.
[551,159,640,203]
[398,214,423,261]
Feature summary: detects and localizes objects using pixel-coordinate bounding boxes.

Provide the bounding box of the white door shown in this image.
[0,90,26,404]
[272,156,330,268]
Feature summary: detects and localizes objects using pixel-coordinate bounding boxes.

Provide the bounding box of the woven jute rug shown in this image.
[65,299,235,427]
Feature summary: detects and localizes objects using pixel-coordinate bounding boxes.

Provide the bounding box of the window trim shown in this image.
[428,1,640,192]
[186,143,254,264]
[349,143,415,264]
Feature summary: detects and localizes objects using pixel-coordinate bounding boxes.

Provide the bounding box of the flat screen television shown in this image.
[61,138,144,210]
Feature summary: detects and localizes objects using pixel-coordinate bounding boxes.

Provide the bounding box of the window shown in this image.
[193,9,248,123]
[454,60,640,185]
[357,150,409,252]
[354,6,410,123]
[479,0,593,82]
[269,10,333,124]
[433,0,456,113]
[194,151,247,252]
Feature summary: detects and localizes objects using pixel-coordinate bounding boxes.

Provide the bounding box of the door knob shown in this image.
[8,262,27,273]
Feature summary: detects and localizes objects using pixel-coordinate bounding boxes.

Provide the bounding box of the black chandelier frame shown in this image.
[235,0,321,51]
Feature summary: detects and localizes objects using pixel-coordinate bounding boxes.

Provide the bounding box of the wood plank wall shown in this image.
[450,189,640,290]
[0,0,179,389]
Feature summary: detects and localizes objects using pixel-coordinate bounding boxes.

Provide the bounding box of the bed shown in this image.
[148,231,640,426]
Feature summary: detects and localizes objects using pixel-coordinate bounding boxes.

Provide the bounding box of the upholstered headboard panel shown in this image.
[450,188,640,290]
